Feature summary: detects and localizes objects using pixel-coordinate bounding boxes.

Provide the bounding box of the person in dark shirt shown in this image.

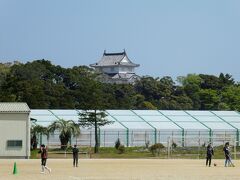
[223,142,235,167]
[206,143,214,167]
[72,144,79,167]
[38,144,51,173]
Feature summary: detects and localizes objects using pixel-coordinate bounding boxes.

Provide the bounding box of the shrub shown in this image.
[145,140,150,148]
[118,145,125,154]
[115,138,121,150]
[172,142,177,148]
[149,143,165,156]
[66,145,73,151]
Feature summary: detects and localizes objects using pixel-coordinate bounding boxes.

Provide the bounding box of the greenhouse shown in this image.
[30,110,240,147]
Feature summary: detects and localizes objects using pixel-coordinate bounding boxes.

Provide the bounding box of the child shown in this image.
[38,144,52,173]
[206,143,214,167]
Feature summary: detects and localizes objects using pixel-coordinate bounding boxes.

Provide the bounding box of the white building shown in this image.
[90,50,140,84]
[0,102,30,158]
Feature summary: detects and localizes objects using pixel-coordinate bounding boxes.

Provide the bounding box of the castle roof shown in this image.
[111,73,139,80]
[90,50,140,67]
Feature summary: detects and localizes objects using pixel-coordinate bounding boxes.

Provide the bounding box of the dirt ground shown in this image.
[0,159,240,180]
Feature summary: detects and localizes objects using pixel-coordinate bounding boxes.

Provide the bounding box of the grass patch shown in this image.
[31,145,240,159]
[91,147,154,158]
[30,149,39,159]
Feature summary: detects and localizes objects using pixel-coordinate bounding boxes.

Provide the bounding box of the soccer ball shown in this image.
[214,163,217,166]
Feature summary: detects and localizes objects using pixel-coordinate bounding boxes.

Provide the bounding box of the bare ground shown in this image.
[0,159,239,180]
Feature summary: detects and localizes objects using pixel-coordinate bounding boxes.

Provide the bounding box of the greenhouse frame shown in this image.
[30,110,240,147]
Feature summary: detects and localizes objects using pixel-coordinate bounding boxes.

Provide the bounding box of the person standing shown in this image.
[38,144,51,173]
[206,143,214,167]
[72,144,79,167]
[223,142,235,167]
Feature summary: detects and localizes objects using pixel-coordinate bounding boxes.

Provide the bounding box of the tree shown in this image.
[134,76,161,102]
[220,85,240,111]
[48,119,80,150]
[78,110,113,153]
[0,63,10,86]
[219,73,235,87]
[78,77,113,153]
[135,76,186,109]
[31,124,49,150]
[177,74,202,109]
[199,74,221,90]
[2,59,240,111]
[198,89,220,110]
[141,101,157,110]
[113,84,137,109]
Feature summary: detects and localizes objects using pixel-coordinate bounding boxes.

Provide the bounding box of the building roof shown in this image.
[90,50,140,67]
[0,102,30,113]
[111,73,139,80]
[31,109,240,131]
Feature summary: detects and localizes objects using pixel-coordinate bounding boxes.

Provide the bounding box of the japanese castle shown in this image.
[90,50,140,84]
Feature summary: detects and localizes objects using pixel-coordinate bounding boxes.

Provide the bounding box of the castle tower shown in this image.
[90,50,140,84]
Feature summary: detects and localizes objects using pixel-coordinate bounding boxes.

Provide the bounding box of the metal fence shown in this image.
[37,129,239,148]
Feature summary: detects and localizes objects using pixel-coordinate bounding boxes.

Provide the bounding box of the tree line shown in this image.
[0,59,240,111]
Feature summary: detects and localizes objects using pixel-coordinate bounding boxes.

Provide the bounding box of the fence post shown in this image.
[98,128,101,147]
[184,131,187,147]
[237,130,239,146]
[198,131,201,159]
[104,131,105,147]
[40,133,42,145]
[234,139,237,160]
[64,146,67,158]
[145,131,147,145]
[90,131,92,147]
[126,129,129,147]
[167,137,171,159]
[158,131,160,144]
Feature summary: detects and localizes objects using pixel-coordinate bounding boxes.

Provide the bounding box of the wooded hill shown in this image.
[0,60,239,111]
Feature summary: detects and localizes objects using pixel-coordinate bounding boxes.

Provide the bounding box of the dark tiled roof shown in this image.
[90,51,139,67]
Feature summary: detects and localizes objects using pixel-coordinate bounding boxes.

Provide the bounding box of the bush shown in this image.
[172,142,177,148]
[66,145,73,151]
[149,143,165,156]
[118,145,125,154]
[115,138,121,150]
[30,149,39,159]
[145,140,150,148]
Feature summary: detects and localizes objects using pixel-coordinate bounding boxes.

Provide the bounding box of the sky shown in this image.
[0,0,240,81]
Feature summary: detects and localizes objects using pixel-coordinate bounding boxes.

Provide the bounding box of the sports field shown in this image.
[0,159,239,180]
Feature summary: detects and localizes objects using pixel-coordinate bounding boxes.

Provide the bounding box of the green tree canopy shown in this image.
[79,110,113,153]
[0,60,239,112]
[48,119,80,150]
